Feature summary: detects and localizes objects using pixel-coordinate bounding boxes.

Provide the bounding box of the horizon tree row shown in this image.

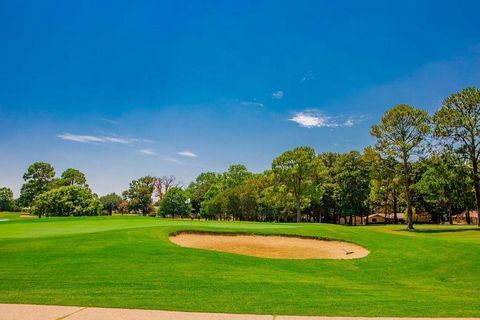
[1,87,479,229]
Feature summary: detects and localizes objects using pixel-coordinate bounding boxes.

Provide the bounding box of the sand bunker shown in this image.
[169,233,369,259]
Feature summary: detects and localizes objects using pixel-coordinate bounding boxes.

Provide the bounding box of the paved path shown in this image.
[1,304,479,320]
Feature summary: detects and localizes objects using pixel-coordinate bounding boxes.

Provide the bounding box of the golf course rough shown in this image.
[0,214,479,317]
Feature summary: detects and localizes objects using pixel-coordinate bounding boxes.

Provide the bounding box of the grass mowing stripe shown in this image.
[0,216,478,317]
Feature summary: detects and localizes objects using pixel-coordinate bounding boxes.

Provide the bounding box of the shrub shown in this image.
[0,187,17,211]
[99,193,122,215]
[31,186,102,218]
[158,187,191,218]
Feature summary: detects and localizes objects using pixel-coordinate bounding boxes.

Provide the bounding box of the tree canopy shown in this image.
[19,162,55,207]
[272,146,317,222]
[158,187,191,218]
[434,87,480,226]
[122,176,155,215]
[0,187,17,212]
[31,186,102,218]
[99,193,123,215]
[371,104,430,230]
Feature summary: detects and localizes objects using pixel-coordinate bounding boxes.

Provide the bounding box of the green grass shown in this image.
[0,216,479,317]
[0,211,34,221]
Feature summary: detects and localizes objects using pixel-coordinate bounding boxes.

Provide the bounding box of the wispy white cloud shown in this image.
[241,101,264,108]
[57,133,105,143]
[138,149,156,155]
[289,110,364,128]
[160,155,181,163]
[138,150,183,163]
[58,133,153,144]
[289,110,338,128]
[300,71,314,82]
[272,91,284,100]
[343,118,355,127]
[101,118,119,125]
[103,136,135,144]
[177,150,198,158]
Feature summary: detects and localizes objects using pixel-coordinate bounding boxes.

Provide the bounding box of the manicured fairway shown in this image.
[0,214,479,317]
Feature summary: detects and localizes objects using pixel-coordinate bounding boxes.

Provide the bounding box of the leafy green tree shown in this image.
[434,87,480,226]
[50,168,88,189]
[198,165,252,221]
[334,151,370,225]
[122,176,155,215]
[19,162,55,207]
[221,164,252,189]
[224,188,242,220]
[31,186,102,218]
[272,146,316,222]
[237,179,262,221]
[200,183,222,219]
[317,153,340,223]
[202,191,227,220]
[99,193,122,215]
[0,187,16,211]
[364,147,401,223]
[416,150,472,224]
[158,187,192,218]
[305,158,327,222]
[186,172,219,215]
[60,168,88,187]
[371,105,430,230]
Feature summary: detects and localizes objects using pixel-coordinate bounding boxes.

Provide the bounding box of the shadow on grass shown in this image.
[406,227,480,234]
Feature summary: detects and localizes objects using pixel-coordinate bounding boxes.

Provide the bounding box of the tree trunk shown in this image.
[448,202,453,225]
[295,200,301,223]
[472,156,480,227]
[393,192,398,224]
[466,210,471,224]
[403,156,414,230]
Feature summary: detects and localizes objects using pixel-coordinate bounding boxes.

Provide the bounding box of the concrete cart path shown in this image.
[1,304,479,320]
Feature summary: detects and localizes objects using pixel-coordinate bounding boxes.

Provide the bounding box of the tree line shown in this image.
[1,87,479,229]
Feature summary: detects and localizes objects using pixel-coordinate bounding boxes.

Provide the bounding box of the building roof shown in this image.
[454,211,479,218]
[368,213,385,218]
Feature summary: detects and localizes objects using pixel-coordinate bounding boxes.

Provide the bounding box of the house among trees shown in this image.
[338,212,435,225]
[367,213,386,224]
[453,211,479,225]
[366,213,432,224]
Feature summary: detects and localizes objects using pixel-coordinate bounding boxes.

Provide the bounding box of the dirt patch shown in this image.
[169,232,369,259]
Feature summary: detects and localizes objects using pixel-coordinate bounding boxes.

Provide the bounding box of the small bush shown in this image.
[31,186,102,217]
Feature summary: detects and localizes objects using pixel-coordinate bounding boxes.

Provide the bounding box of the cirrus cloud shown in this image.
[58,133,154,144]
[57,133,105,143]
[272,90,284,99]
[177,150,198,158]
[138,149,156,156]
[241,101,264,108]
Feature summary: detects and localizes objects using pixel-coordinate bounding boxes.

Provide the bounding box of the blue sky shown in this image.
[2,0,480,196]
